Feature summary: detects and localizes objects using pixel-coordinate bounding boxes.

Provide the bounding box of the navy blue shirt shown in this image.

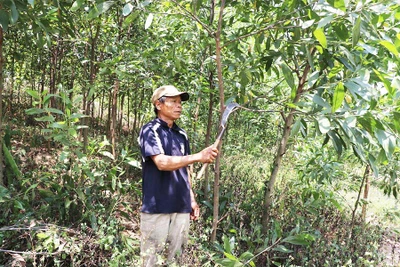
[138,118,192,214]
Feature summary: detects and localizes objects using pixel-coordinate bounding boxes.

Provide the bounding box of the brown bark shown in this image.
[119,93,125,136]
[83,22,101,151]
[0,25,4,185]
[202,0,216,201]
[110,78,119,157]
[361,166,370,221]
[203,85,214,201]
[261,55,313,231]
[349,164,370,238]
[49,45,57,108]
[211,0,226,243]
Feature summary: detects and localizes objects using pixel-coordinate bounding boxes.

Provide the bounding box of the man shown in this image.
[138,85,218,266]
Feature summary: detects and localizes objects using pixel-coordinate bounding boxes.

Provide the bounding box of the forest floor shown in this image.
[5,123,400,266]
[343,186,400,267]
[379,230,400,267]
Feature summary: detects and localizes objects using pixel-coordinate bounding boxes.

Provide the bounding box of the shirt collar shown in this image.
[155,117,179,131]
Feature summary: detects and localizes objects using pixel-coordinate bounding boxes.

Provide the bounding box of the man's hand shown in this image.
[190,201,200,220]
[199,145,218,163]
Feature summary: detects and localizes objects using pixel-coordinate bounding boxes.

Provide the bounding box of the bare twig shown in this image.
[243,238,282,265]
[169,0,214,36]
[0,249,60,256]
[217,211,229,224]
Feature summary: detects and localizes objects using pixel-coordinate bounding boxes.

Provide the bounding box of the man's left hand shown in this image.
[190,202,200,220]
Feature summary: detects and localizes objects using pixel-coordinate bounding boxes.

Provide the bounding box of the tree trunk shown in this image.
[119,93,125,135]
[127,91,131,129]
[211,0,225,242]
[110,77,119,157]
[49,44,57,108]
[107,87,112,137]
[202,0,215,202]
[40,54,46,108]
[350,164,370,238]
[261,57,312,232]
[100,88,105,122]
[361,165,370,222]
[0,25,4,186]
[203,74,214,201]
[83,22,101,151]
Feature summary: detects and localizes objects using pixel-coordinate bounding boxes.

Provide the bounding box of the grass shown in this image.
[342,184,400,229]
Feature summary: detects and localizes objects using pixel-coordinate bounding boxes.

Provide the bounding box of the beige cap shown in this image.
[151,85,189,104]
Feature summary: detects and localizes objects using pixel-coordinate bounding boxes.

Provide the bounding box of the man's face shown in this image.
[157,96,183,121]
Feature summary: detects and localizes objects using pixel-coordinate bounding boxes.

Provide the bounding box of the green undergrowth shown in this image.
[0,113,397,266]
[186,153,388,267]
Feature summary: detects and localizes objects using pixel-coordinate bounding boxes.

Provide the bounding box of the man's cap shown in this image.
[151,85,189,104]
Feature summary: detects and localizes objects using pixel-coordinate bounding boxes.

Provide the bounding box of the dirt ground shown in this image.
[379,229,400,267]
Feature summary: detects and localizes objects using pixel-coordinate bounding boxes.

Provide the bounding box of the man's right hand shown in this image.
[199,145,218,163]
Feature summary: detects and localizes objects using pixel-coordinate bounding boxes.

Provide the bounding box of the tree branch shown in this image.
[170,0,214,36]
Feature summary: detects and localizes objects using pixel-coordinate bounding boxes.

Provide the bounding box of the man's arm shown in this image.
[151,145,218,171]
[188,168,200,220]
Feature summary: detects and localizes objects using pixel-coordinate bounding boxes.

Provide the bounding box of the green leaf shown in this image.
[26,108,45,115]
[35,115,55,122]
[87,1,115,19]
[352,143,367,162]
[331,82,345,112]
[223,252,238,261]
[123,3,134,16]
[10,0,18,24]
[328,0,346,11]
[302,19,315,29]
[333,22,349,41]
[318,117,330,134]
[43,94,61,106]
[352,16,361,47]
[122,10,139,29]
[239,251,254,260]
[317,15,334,28]
[75,188,86,202]
[273,245,293,253]
[100,151,115,160]
[26,89,40,100]
[70,113,88,119]
[390,77,400,97]
[45,108,64,115]
[313,28,327,49]
[368,154,379,177]
[375,129,396,158]
[125,158,142,169]
[0,185,10,201]
[36,232,50,239]
[71,0,84,11]
[358,113,385,133]
[392,112,400,134]
[240,68,252,86]
[281,63,295,90]
[291,119,302,137]
[0,10,9,31]
[282,233,315,246]
[327,130,344,156]
[372,69,392,96]
[14,200,25,210]
[145,13,154,30]
[38,188,54,199]
[223,235,233,254]
[380,40,399,58]
[312,95,331,109]
[48,122,66,129]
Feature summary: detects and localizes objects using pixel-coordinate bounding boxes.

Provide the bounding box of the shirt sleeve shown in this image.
[139,124,163,161]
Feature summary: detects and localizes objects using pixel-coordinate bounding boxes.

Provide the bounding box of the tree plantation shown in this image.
[0,0,399,266]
